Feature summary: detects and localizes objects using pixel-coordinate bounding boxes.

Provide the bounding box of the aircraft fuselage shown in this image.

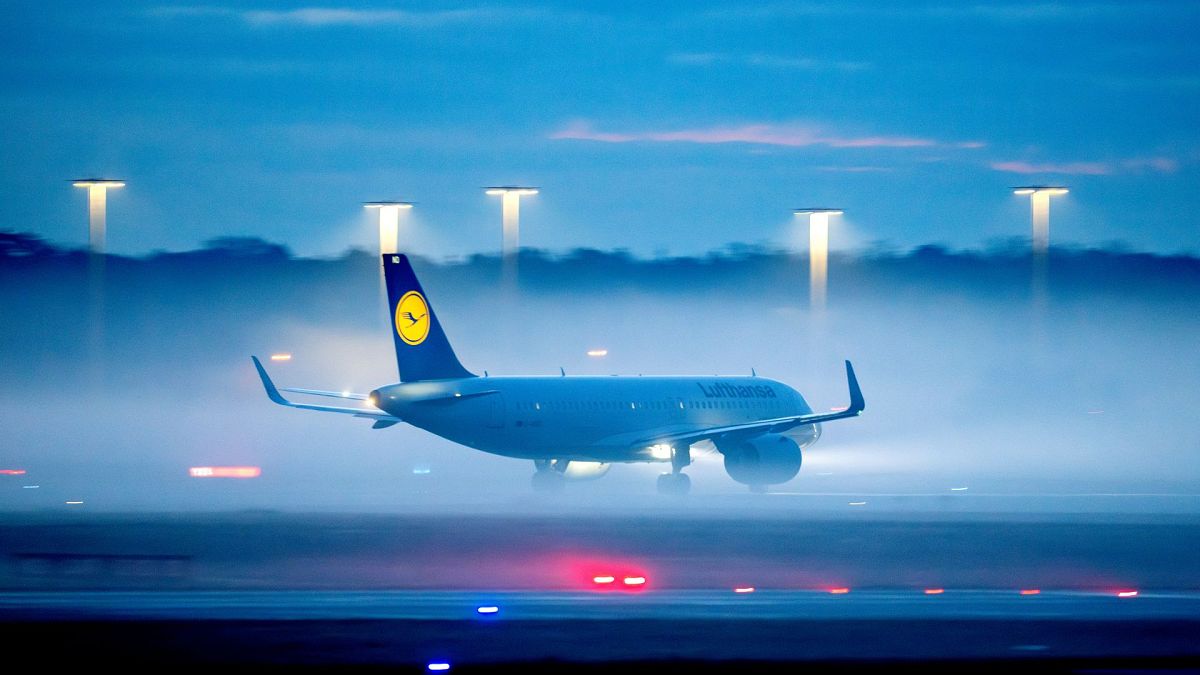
[371,375,820,462]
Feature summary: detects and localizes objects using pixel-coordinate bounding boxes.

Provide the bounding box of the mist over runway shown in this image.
[2,240,1199,512]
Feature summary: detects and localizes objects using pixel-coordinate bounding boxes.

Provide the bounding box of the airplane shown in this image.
[251,254,865,494]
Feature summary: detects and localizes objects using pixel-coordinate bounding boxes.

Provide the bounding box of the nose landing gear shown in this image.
[656,471,691,495]
[656,442,692,495]
[531,459,566,493]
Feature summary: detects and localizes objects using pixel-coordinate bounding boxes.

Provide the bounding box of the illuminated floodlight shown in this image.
[848,501,867,506]
[485,186,538,261]
[269,353,292,362]
[22,485,39,489]
[792,208,843,311]
[649,444,673,460]
[623,576,646,586]
[65,501,83,505]
[592,575,616,585]
[0,469,27,475]
[950,487,968,491]
[1019,589,1041,596]
[1012,186,1068,257]
[924,588,945,595]
[188,466,262,478]
[829,587,850,595]
[587,349,608,357]
[427,663,451,672]
[72,179,125,254]
[476,605,499,615]
[1117,590,1138,598]
[734,587,756,594]
[363,201,414,256]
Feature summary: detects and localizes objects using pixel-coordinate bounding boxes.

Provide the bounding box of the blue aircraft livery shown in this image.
[252,254,864,493]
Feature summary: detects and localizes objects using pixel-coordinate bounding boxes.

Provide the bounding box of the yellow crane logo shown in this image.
[395,291,430,345]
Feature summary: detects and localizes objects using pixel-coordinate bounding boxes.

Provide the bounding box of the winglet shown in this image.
[845,360,865,415]
[251,355,290,406]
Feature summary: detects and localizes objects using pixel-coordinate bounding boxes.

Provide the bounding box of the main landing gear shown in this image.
[656,443,692,496]
[531,459,566,493]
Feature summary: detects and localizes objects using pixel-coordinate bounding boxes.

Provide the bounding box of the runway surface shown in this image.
[3,513,1199,669]
[3,588,1200,621]
[3,590,1200,670]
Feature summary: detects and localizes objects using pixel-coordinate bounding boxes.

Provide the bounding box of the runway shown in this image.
[3,513,1199,669]
[4,589,1200,621]
[3,590,1200,670]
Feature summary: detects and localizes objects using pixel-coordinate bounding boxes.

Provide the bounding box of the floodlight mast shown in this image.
[485,186,538,261]
[793,209,844,311]
[363,201,414,256]
[72,179,125,254]
[1012,186,1068,257]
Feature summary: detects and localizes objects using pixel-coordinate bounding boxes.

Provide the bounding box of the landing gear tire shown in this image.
[532,470,566,493]
[657,472,691,496]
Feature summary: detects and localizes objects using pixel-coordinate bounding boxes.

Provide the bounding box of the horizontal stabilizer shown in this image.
[251,356,403,426]
[282,387,370,401]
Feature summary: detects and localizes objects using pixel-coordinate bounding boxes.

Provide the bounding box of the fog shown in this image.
[1,232,1197,514]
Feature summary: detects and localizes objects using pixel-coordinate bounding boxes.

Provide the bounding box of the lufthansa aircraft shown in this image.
[252,254,865,494]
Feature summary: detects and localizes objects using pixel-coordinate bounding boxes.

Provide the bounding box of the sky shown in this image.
[1,0,1198,257]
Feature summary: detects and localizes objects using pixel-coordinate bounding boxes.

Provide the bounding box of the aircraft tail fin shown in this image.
[382,254,476,382]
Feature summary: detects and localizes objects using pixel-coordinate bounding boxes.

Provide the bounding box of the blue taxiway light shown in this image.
[476,605,500,614]
[427,663,451,672]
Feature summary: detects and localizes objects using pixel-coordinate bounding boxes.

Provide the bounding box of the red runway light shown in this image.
[734,587,756,594]
[1117,590,1138,598]
[592,575,615,585]
[1019,589,1041,596]
[924,588,945,595]
[829,587,850,594]
[623,576,646,586]
[0,469,26,475]
[189,466,262,478]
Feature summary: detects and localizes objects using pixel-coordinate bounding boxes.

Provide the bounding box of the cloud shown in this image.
[550,120,965,150]
[702,2,1167,23]
[816,165,896,173]
[668,52,871,72]
[1121,157,1180,173]
[990,160,1112,175]
[149,5,562,28]
[991,157,1179,175]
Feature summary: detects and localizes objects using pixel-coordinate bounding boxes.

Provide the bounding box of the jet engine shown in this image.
[719,434,802,487]
[561,461,612,481]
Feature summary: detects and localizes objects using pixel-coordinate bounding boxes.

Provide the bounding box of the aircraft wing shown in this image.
[251,356,402,426]
[635,360,865,448]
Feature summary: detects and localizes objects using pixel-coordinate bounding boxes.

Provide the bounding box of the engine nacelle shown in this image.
[561,461,611,481]
[719,434,802,487]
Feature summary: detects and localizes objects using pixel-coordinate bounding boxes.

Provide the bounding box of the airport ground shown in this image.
[1,511,1198,671]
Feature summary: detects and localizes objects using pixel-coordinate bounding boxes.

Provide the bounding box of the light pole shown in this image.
[72,179,125,254]
[485,186,538,261]
[793,208,843,311]
[1013,186,1068,258]
[363,201,414,256]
